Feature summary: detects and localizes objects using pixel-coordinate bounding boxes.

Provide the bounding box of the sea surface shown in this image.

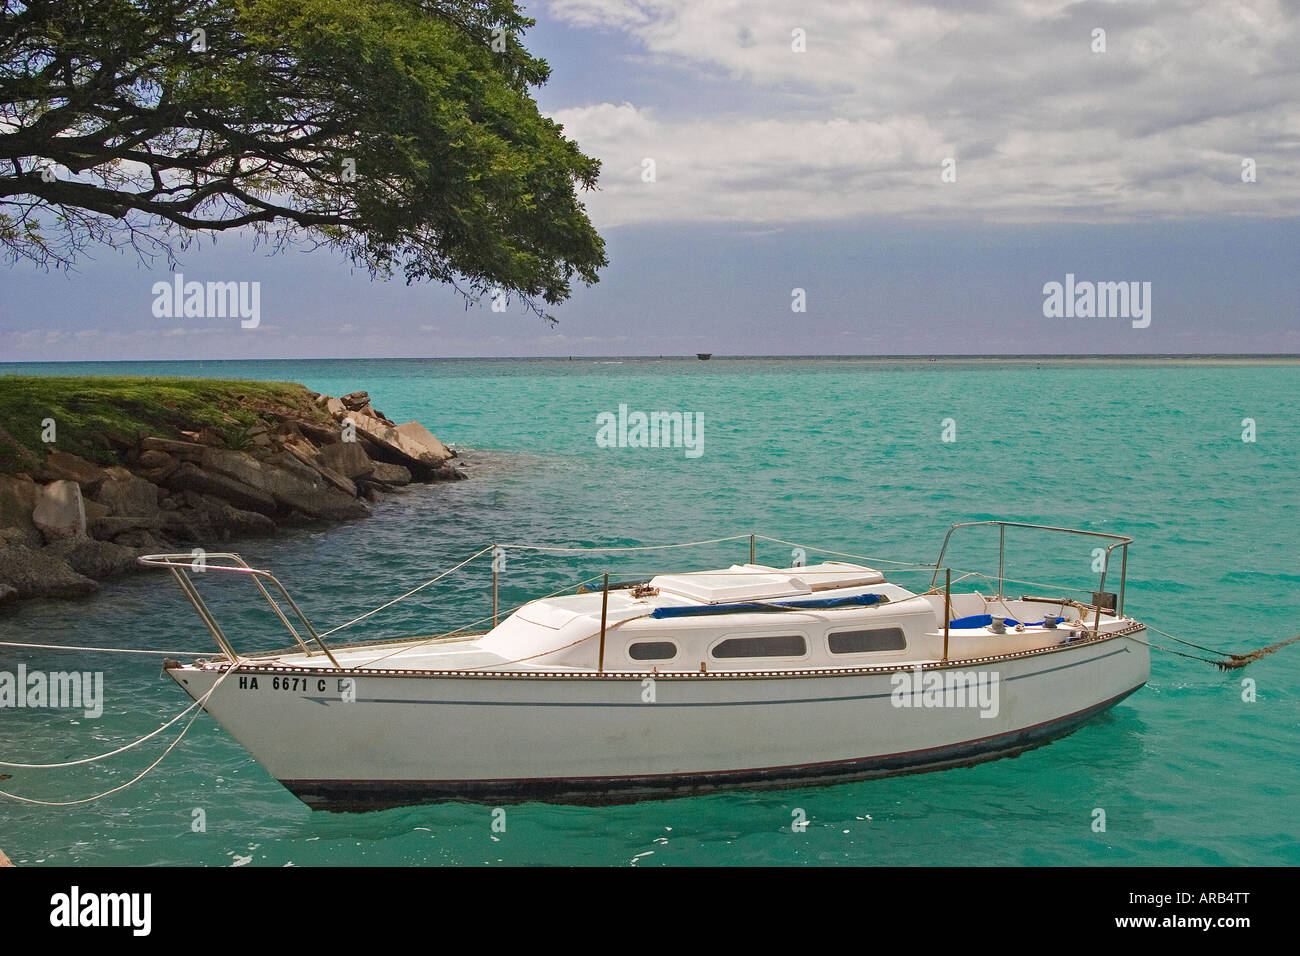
[1,357,1297,866]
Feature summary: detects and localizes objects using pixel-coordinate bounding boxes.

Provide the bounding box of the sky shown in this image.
[2,0,1298,361]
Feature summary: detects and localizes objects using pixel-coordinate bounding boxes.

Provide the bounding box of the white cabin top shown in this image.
[650,562,885,604]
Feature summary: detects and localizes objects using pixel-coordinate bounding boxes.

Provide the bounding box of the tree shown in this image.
[0,0,606,317]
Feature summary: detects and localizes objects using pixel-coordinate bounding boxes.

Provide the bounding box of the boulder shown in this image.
[45,536,140,580]
[368,461,411,486]
[319,441,375,480]
[343,412,453,470]
[265,449,361,506]
[89,515,164,539]
[136,449,180,484]
[42,450,108,488]
[192,447,367,520]
[33,480,87,541]
[111,530,171,555]
[0,542,99,598]
[429,461,468,481]
[0,583,17,605]
[83,498,111,522]
[340,391,370,411]
[325,397,346,416]
[293,418,341,445]
[92,468,161,517]
[166,461,279,516]
[140,436,208,462]
[0,474,43,547]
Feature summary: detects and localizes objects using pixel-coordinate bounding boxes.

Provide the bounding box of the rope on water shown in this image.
[1126,625,1300,671]
[0,662,241,806]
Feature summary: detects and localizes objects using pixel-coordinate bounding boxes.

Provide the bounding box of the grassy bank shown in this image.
[0,376,329,474]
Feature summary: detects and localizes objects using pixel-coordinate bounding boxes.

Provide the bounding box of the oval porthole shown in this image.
[712,635,807,659]
[629,641,678,661]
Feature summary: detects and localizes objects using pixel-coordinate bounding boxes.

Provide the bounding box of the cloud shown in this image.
[547,0,1300,225]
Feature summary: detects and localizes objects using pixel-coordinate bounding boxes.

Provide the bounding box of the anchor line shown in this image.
[0,662,241,805]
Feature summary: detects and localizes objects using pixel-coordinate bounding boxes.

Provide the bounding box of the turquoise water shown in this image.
[1,357,1297,866]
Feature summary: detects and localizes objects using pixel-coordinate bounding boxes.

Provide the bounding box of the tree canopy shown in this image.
[0,0,606,316]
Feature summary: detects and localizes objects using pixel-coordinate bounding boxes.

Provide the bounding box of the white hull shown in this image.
[168,632,1148,810]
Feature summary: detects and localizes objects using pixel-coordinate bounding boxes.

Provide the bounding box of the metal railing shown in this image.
[928,521,1132,616]
[137,553,341,668]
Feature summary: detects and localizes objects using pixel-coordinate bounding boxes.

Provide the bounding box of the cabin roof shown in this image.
[650,562,885,604]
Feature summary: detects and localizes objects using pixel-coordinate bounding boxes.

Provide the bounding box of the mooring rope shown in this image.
[1134,625,1300,671]
[0,662,241,805]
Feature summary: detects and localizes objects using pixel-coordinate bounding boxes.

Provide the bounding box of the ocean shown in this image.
[1,357,1297,866]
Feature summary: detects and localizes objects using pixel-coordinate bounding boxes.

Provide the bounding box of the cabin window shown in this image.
[712,635,807,659]
[629,641,677,661]
[828,627,907,654]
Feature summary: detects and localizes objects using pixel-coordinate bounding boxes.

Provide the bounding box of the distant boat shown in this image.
[696,353,712,360]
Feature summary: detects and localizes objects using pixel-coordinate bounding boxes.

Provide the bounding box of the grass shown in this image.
[0,376,330,474]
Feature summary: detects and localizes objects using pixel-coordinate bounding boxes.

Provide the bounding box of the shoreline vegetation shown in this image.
[0,376,464,605]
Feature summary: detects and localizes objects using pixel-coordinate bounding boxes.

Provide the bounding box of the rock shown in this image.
[140,436,208,461]
[368,461,412,486]
[166,461,279,516]
[340,391,370,411]
[0,583,17,605]
[190,447,367,520]
[136,448,180,484]
[394,422,453,461]
[83,498,111,522]
[180,427,228,447]
[89,515,163,539]
[293,418,342,445]
[0,474,43,547]
[0,542,99,598]
[215,504,278,538]
[343,413,453,471]
[45,536,139,579]
[429,461,468,481]
[325,397,346,416]
[318,441,375,480]
[92,469,161,516]
[33,480,87,541]
[137,449,173,470]
[111,530,171,554]
[267,449,360,504]
[41,450,109,488]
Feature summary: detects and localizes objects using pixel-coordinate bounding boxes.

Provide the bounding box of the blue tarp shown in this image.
[948,613,1047,628]
[650,593,886,619]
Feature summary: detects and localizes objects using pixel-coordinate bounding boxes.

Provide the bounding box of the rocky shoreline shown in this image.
[0,387,464,605]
